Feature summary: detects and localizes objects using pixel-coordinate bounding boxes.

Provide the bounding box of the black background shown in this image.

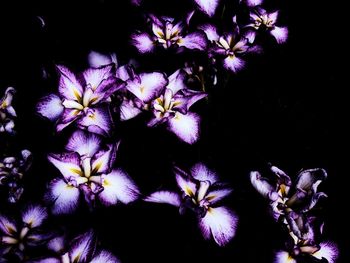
[0,0,348,262]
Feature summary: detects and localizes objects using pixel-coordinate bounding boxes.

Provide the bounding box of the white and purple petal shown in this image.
[167,112,200,144]
[274,251,296,263]
[47,178,80,214]
[91,142,119,174]
[0,215,17,236]
[56,65,83,101]
[194,0,219,17]
[191,163,218,184]
[82,64,115,91]
[245,0,263,7]
[22,205,48,228]
[88,51,117,68]
[250,171,278,201]
[36,94,64,121]
[66,130,101,157]
[90,250,120,263]
[70,231,94,263]
[198,206,238,246]
[119,100,142,121]
[166,69,187,94]
[144,191,181,207]
[131,32,155,53]
[312,241,339,263]
[296,168,327,192]
[175,171,197,197]
[47,152,82,180]
[199,24,219,42]
[270,26,288,44]
[99,169,139,205]
[206,188,233,204]
[126,72,167,102]
[223,55,245,73]
[178,32,207,51]
[77,106,113,136]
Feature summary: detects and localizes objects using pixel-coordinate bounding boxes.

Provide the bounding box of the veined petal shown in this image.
[66,130,101,157]
[77,106,113,136]
[274,251,296,263]
[47,152,82,181]
[223,55,245,73]
[270,165,292,186]
[0,215,17,236]
[268,11,279,24]
[270,26,288,44]
[250,171,278,201]
[167,112,200,144]
[90,250,120,263]
[119,100,142,121]
[31,258,61,263]
[206,188,233,204]
[191,163,218,184]
[166,69,187,94]
[178,32,207,50]
[116,65,132,82]
[91,142,119,174]
[296,168,327,192]
[131,33,155,53]
[199,24,219,42]
[99,169,139,205]
[175,170,197,197]
[83,64,115,91]
[126,72,167,102]
[194,0,219,17]
[173,90,207,113]
[58,108,82,125]
[312,241,339,263]
[56,65,83,101]
[144,191,181,207]
[47,236,65,253]
[70,231,95,263]
[36,94,64,121]
[88,51,117,68]
[47,178,80,214]
[198,207,238,246]
[22,205,48,228]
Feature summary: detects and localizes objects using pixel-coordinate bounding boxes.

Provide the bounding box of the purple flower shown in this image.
[246,8,288,44]
[145,163,238,246]
[87,50,118,68]
[131,14,207,53]
[31,231,120,263]
[0,149,32,203]
[0,205,50,260]
[193,0,219,17]
[36,64,123,136]
[201,22,261,73]
[46,131,139,214]
[147,69,207,144]
[0,87,16,134]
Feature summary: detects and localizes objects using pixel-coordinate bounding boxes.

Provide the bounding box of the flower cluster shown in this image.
[0,87,16,134]
[250,165,338,263]
[0,150,32,203]
[145,163,237,246]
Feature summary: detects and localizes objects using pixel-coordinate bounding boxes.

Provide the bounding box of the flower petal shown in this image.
[274,251,296,263]
[200,24,219,42]
[144,191,181,207]
[166,69,187,94]
[70,231,95,263]
[31,258,61,263]
[36,94,64,121]
[126,72,167,102]
[296,168,327,192]
[312,241,339,263]
[47,152,82,181]
[47,236,65,253]
[91,142,119,174]
[66,130,101,157]
[246,0,263,7]
[198,207,238,246]
[119,100,142,121]
[191,163,218,184]
[77,106,113,136]
[82,64,115,92]
[90,250,120,263]
[88,51,117,68]
[223,55,245,73]
[206,188,233,204]
[0,215,17,236]
[270,26,288,44]
[175,169,197,197]
[99,169,139,205]
[167,112,200,144]
[56,65,83,101]
[178,32,207,50]
[194,0,219,17]
[47,178,80,214]
[131,32,155,53]
[22,205,48,228]
[250,171,278,201]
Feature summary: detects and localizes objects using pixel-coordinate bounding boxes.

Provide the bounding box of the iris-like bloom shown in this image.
[246,8,288,44]
[46,131,139,214]
[0,87,16,134]
[0,205,50,261]
[0,150,32,203]
[251,165,338,263]
[145,163,238,246]
[37,64,123,136]
[131,14,207,53]
[148,70,207,144]
[31,231,120,263]
[201,22,261,73]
